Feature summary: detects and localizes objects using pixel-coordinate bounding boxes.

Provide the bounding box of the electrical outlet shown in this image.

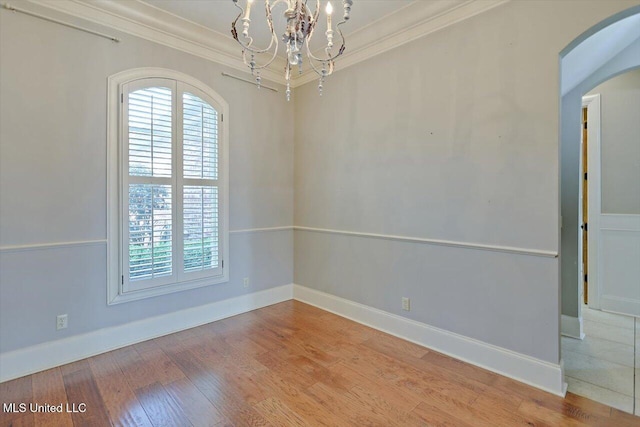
[402,297,410,311]
[243,277,250,288]
[56,314,68,330]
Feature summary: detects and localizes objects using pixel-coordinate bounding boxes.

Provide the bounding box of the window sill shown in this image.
[108,273,228,305]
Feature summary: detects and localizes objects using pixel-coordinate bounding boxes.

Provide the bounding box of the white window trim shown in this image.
[107,68,229,304]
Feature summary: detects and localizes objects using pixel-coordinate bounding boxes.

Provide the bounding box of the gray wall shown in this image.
[589,68,640,214]
[294,0,640,364]
[1,0,639,365]
[0,5,294,353]
[560,38,640,318]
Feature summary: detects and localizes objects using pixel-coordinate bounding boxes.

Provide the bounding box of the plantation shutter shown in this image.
[121,79,222,293]
[179,87,221,280]
[123,79,177,291]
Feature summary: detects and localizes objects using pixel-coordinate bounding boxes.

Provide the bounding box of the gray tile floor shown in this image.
[562,305,638,414]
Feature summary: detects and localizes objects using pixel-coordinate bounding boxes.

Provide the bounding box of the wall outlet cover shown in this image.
[56,314,68,330]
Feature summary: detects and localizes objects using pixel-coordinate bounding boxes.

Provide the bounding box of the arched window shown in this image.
[107,69,229,303]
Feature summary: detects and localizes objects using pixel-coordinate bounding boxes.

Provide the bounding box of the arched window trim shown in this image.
[107,68,229,304]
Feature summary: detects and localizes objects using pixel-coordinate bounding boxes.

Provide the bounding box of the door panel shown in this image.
[599,214,640,317]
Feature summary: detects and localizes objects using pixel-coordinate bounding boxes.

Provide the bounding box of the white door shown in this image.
[585,94,640,317]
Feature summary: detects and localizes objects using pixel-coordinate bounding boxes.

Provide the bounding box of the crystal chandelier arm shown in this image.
[231,0,283,72]
[305,15,346,61]
[240,41,280,72]
[305,52,334,79]
[305,24,345,62]
[303,23,344,78]
[231,0,277,54]
[303,0,348,77]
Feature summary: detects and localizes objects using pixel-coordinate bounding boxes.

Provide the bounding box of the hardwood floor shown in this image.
[1,301,638,426]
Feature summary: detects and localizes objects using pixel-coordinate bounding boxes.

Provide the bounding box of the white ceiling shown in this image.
[142,0,415,51]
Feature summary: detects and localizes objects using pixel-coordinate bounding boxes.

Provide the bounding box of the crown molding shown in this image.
[26,0,287,85]
[292,0,511,88]
[24,0,510,89]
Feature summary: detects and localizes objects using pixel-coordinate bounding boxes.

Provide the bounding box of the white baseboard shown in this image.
[561,314,585,340]
[293,284,566,397]
[2,282,568,397]
[0,284,293,383]
[601,296,640,318]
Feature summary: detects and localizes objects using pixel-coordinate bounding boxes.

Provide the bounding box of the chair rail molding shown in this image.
[294,226,558,258]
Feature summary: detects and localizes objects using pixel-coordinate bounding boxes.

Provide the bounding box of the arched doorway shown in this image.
[559,5,640,414]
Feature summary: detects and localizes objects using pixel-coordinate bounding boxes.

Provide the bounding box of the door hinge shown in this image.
[584,274,588,283]
[221,113,223,122]
[222,260,224,268]
[121,93,124,103]
[584,172,587,180]
[121,275,124,285]
[584,121,587,129]
[584,223,588,231]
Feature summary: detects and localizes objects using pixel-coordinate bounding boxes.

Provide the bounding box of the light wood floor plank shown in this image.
[134,382,193,427]
[411,400,476,427]
[347,385,427,427]
[0,374,34,427]
[167,349,271,426]
[136,349,186,386]
[249,370,349,427]
[61,368,111,427]
[305,381,390,426]
[253,397,308,427]
[31,368,73,427]
[163,378,228,427]
[88,352,153,427]
[329,361,422,413]
[518,399,591,427]
[111,346,158,391]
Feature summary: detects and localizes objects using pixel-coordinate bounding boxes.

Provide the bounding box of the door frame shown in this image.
[581,94,601,309]
[578,106,587,306]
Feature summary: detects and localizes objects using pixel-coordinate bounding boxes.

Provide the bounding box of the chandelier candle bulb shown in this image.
[241,0,253,38]
[326,2,333,48]
[244,0,253,20]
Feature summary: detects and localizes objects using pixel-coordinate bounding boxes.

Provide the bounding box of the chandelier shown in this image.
[231,0,353,100]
